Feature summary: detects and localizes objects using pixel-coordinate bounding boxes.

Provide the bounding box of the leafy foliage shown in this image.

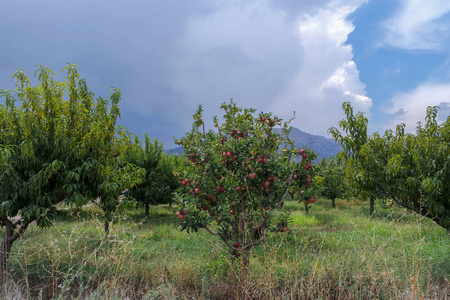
[0,65,143,274]
[381,106,450,230]
[330,102,450,230]
[124,134,178,216]
[174,101,315,268]
[315,155,347,208]
[328,102,376,201]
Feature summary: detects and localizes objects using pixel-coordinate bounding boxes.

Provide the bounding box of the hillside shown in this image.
[284,127,342,160]
[167,127,341,160]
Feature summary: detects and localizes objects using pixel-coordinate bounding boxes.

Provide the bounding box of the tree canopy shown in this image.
[174,101,315,275]
[330,102,450,230]
[124,134,178,217]
[0,65,143,276]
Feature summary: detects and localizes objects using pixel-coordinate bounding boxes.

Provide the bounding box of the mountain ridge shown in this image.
[284,127,342,160]
[166,127,341,160]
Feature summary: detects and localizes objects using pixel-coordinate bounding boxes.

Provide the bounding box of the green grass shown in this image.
[1,198,449,299]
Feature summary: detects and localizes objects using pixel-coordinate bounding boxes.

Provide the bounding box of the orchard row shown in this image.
[1,66,448,282]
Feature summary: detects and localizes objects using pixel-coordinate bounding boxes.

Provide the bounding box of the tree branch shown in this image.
[204,226,219,236]
[0,217,11,228]
[9,222,30,243]
[242,227,270,251]
[275,169,296,207]
[258,189,268,219]
[384,191,442,227]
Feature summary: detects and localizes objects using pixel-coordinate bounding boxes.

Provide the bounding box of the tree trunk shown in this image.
[145,203,150,217]
[1,224,13,282]
[74,206,81,216]
[240,248,251,283]
[0,218,29,283]
[104,219,110,237]
[370,197,375,216]
[304,202,309,213]
[102,204,110,237]
[331,197,336,209]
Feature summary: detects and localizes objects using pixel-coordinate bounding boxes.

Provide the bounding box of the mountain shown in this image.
[166,146,185,157]
[166,127,341,160]
[283,128,341,160]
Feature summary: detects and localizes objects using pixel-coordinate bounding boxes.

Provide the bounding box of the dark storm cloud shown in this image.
[0,0,214,145]
[0,1,213,86]
[0,0,370,147]
[438,101,450,122]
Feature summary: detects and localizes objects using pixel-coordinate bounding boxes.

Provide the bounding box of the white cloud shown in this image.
[386,83,450,130]
[270,1,371,136]
[172,0,371,136]
[380,1,450,132]
[170,0,303,126]
[382,0,450,50]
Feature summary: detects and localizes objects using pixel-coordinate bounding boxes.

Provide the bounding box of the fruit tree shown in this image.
[330,102,450,230]
[175,101,315,274]
[315,154,347,209]
[381,106,450,230]
[0,65,143,278]
[124,134,178,217]
[329,102,379,215]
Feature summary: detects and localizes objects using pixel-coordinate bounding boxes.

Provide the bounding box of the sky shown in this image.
[1,0,450,148]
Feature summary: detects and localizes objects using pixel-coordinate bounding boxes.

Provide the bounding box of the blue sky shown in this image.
[1,0,450,148]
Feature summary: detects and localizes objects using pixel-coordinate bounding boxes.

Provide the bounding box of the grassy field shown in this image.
[1,198,449,299]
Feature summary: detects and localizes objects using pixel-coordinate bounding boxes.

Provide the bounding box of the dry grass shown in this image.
[0,199,448,299]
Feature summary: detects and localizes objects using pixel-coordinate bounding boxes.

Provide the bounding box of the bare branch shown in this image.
[242,227,270,251]
[221,234,237,251]
[287,151,293,165]
[9,222,29,243]
[279,114,296,143]
[275,169,296,207]
[258,189,268,219]
[251,202,270,241]
[204,226,219,236]
[383,191,442,226]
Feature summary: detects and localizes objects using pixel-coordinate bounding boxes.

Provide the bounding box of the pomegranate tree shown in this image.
[175,101,315,273]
